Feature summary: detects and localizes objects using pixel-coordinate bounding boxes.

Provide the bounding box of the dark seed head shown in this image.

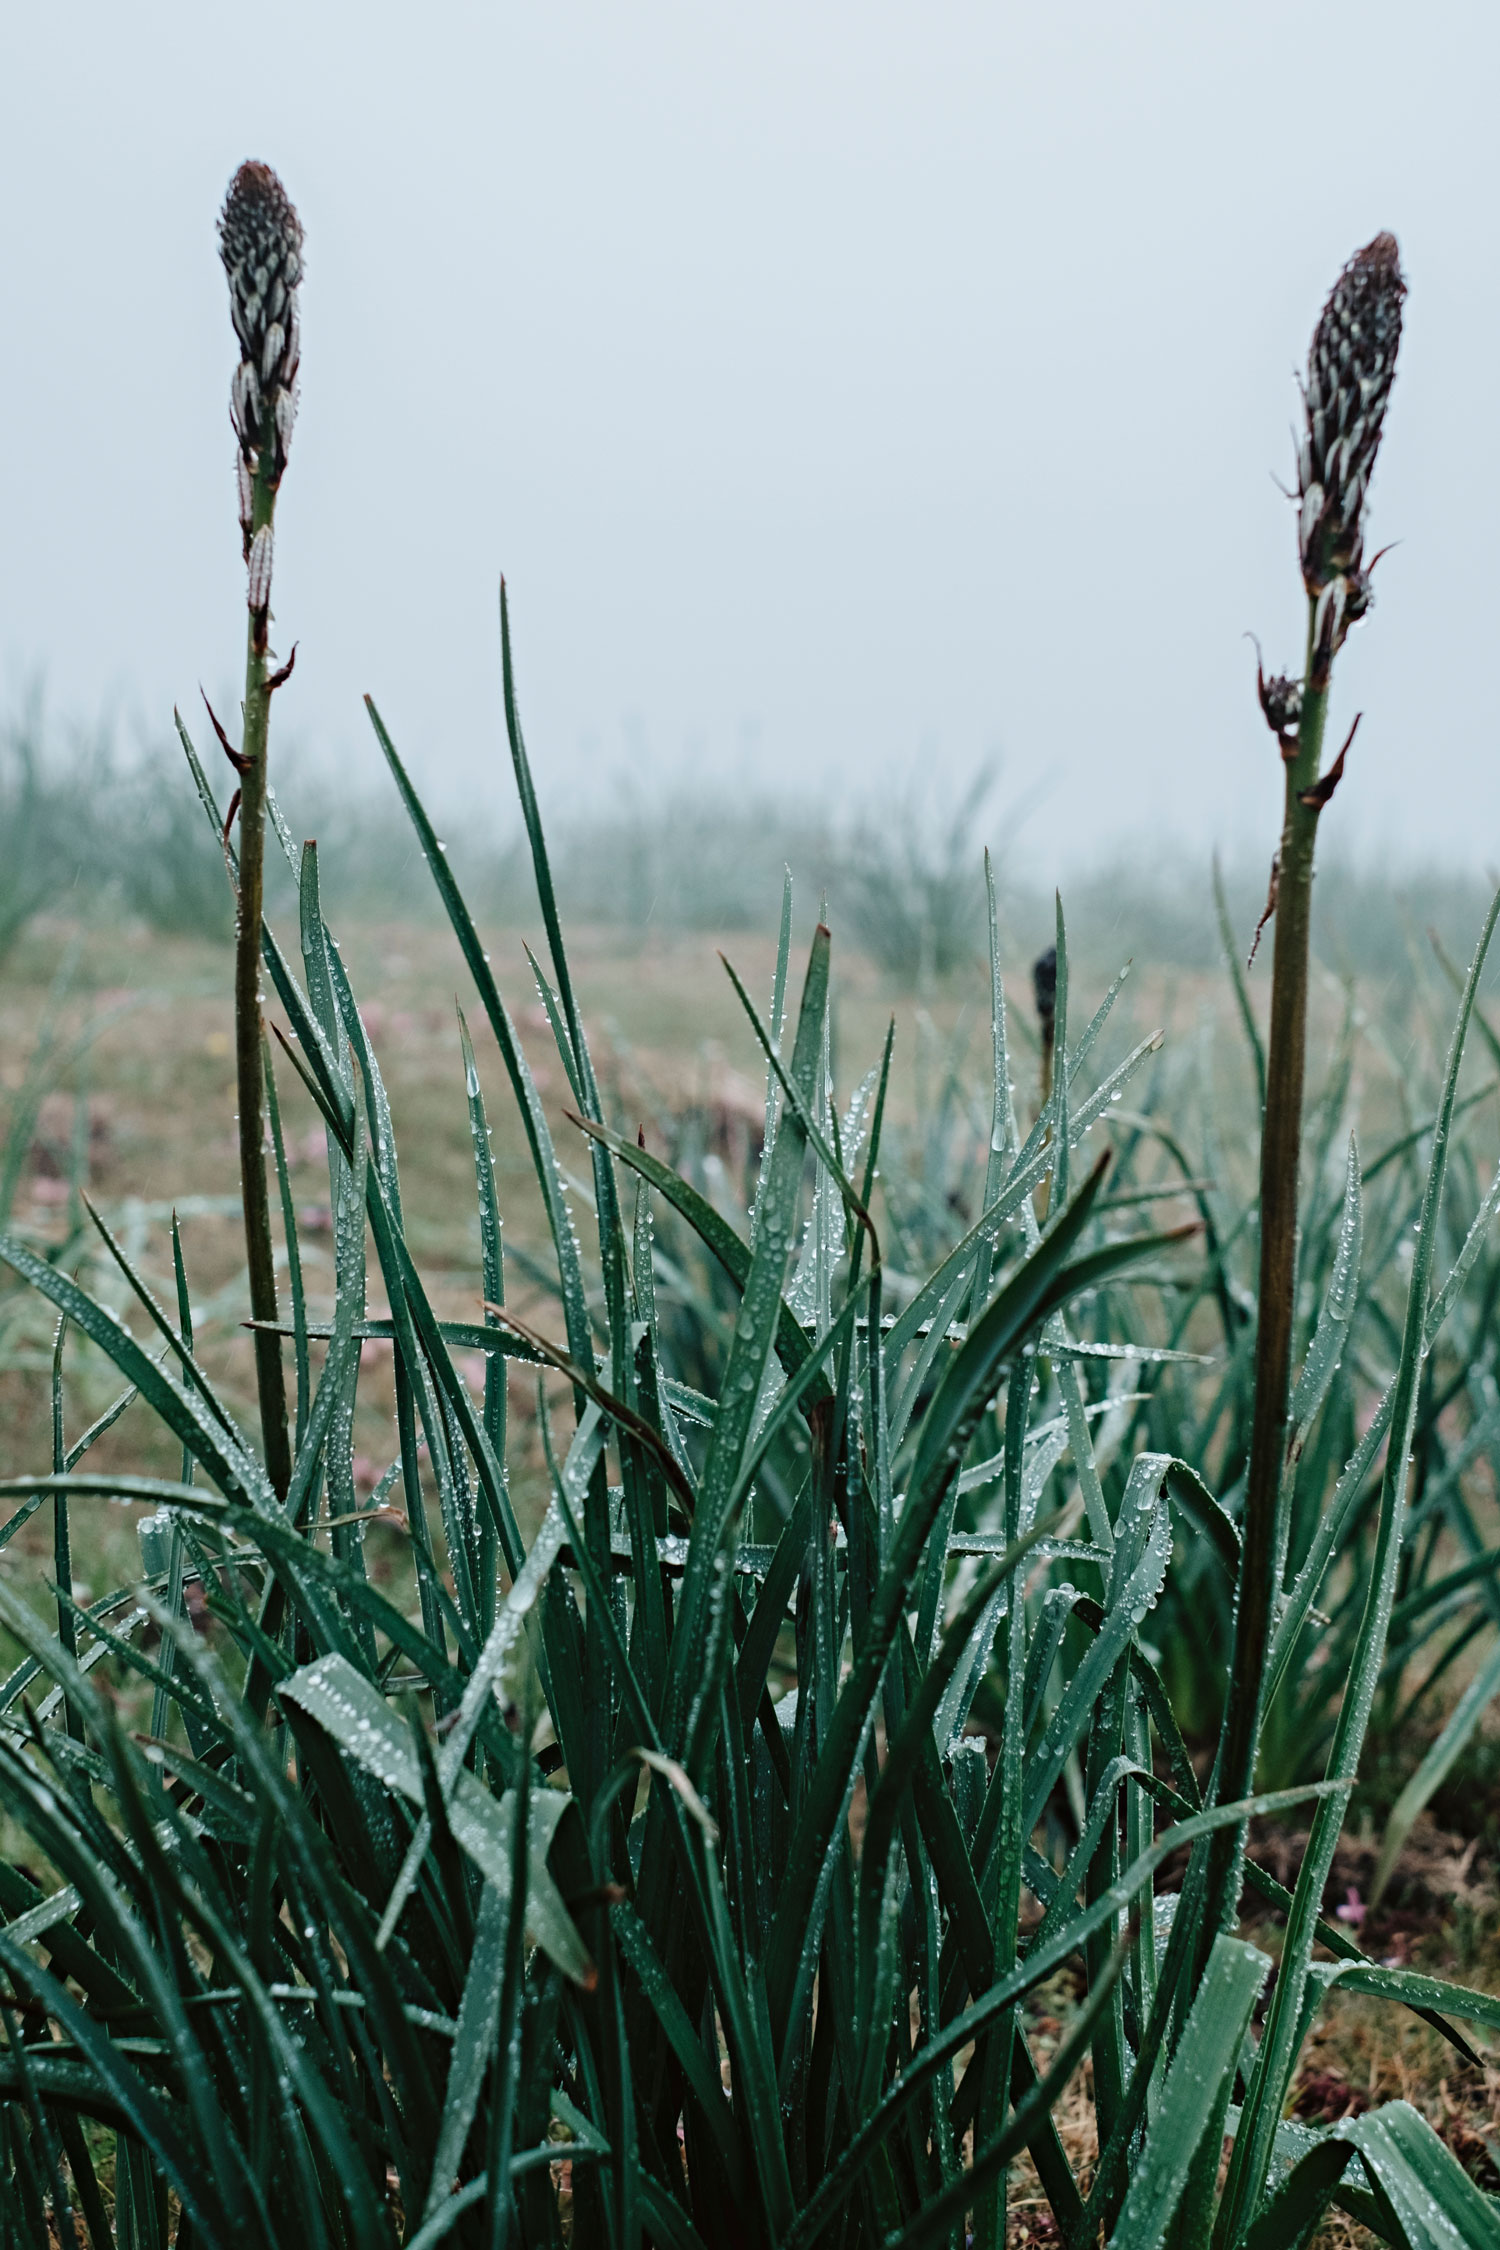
[219,162,303,496]
[1032,946,1057,1029]
[1297,233,1404,598]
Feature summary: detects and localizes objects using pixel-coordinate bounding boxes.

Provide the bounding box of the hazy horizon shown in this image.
[3,4,1498,878]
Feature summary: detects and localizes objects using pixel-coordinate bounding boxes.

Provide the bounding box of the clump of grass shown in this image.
[2,185,1500,2250]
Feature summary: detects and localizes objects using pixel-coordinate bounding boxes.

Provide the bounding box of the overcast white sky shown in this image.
[2,3,1497,872]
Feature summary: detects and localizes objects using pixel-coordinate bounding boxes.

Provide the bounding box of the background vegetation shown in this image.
[5,695,1495,985]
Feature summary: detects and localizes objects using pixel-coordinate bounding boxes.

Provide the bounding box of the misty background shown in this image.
[2,2,1497,903]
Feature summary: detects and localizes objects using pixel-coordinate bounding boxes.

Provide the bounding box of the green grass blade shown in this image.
[636,2174,710,2250]
[47,1318,80,1736]
[364,695,594,1377]
[861,1511,1065,1932]
[1269,1139,1500,1715]
[1019,1460,1168,1834]
[0,1932,228,2249]
[1288,1131,1363,1443]
[1324,1958,1500,2035]
[497,581,592,1101]
[1026,1753,1143,1959]
[666,927,830,1752]
[782,1787,1330,2246]
[1108,1936,1269,2248]
[749,864,795,1250]
[1238,2136,1352,2250]
[496,593,638,1411]
[969,849,1019,1315]
[80,1196,249,1454]
[457,1005,508,1466]
[610,1902,740,2188]
[521,940,585,1107]
[1347,2100,1500,2248]
[259,1044,310,1449]
[482,1723,534,2245]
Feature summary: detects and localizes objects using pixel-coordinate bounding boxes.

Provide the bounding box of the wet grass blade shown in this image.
[1108,1937,1269,2248]
[365,695,595,1377]
[666,927,830,1749]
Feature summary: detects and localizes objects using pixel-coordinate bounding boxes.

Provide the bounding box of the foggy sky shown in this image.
[2,3,1497,875]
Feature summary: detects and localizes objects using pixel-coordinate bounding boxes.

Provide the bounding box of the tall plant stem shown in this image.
[1202,597,1329,1938]
[234,456,292,1499]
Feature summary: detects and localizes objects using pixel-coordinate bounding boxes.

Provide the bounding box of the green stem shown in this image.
[1201,596,1329,1941]
[234,453,292,1500]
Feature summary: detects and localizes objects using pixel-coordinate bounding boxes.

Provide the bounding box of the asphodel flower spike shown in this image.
[1201,229,1407,2119]
[1297,231,1405,667]
[217,158,304,1505]
[219,162,304,544]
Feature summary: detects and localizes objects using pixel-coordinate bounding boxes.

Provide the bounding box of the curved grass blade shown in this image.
[1343,2098,1500,2248]
[0,1932,230,2250]
[80,1195,250,1455]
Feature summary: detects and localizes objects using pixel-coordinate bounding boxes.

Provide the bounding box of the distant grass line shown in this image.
[3,707,1492,984]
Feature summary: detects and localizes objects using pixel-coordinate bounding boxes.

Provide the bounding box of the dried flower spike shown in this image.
[219,162,304,504]
[1297,232,1404,599]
